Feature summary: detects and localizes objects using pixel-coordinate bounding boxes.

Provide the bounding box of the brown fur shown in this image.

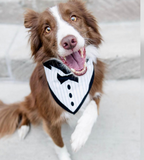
[90,60,105,97]
[59,0,102,47]
[90,59,106,115]
[43,120,64,147]
[0,0,105,148]
[0,103,20,137]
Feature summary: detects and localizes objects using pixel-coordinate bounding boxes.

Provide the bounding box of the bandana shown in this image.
[43,59,94,114]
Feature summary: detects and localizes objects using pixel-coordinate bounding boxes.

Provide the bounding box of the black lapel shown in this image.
[43,59,71,74]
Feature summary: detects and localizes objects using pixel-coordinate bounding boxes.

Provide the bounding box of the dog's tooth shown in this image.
[64,57,66,61]
[80,49,83,58]
[71,68,75,72]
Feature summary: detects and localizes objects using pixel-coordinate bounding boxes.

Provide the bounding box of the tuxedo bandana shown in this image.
[43,59,94,114]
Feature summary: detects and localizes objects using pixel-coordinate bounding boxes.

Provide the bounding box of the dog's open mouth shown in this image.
[59,47,87,76]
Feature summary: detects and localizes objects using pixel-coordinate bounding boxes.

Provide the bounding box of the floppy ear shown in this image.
[84,10,102,46]
[24,10,42,57]
[69,0,102,46]
[24,9,39,28]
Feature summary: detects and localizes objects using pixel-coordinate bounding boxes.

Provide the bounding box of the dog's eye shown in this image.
[46,26,51,33]
[71,16,77,22]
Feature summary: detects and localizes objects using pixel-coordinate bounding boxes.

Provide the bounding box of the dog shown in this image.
[0,0,105,159]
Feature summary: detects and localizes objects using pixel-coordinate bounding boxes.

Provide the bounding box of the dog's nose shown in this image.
[61,35,77,50]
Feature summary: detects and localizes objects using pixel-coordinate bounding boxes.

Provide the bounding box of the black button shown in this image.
[71,102,74,106]
[69,93,72,98]
[67,85,71,90]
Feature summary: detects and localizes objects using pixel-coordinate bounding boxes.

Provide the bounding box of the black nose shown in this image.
[61,35,77,50]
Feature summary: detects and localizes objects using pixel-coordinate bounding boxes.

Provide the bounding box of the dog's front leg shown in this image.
[43,120,71,160]
[71,99,99,152]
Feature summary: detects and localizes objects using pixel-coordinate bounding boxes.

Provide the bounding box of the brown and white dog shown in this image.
[0,0,105,159]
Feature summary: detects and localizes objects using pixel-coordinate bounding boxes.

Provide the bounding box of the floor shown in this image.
[0,79,140,160]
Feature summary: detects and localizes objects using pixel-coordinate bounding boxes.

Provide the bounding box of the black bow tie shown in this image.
[57,73,78,84]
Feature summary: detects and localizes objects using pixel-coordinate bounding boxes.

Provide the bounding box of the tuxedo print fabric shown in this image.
[43,59,94,114]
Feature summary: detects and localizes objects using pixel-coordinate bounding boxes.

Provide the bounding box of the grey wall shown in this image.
[0,0,140,24]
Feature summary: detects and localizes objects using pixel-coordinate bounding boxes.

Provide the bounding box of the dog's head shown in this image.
[24,0,102,76]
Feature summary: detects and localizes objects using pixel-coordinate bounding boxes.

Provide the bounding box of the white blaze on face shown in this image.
[50,6,85,57]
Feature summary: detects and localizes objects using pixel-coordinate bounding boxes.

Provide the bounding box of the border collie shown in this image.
[0,0,105,159]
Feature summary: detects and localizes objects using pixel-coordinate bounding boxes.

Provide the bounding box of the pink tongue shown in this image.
[66,51,84,71]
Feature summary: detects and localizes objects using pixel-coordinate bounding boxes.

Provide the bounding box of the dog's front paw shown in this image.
[71,123,91,152]
[71,100,98,152]
[55,145,71,160]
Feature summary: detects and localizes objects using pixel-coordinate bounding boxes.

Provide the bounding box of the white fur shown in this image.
[54,145,71,160]
[60,112,75,128]
[94,92,101,99]
[18,125,30,140]
[71,100,98,152]
[86,45,99,63]
[50,6,85,57]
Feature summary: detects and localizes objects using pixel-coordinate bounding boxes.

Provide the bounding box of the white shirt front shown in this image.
[43,59,94,114]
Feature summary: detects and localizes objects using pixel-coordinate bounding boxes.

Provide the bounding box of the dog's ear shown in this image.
[83,10,102,46]
[69,0,102,46]
[24,9,39,28]
[24,10,42,58]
